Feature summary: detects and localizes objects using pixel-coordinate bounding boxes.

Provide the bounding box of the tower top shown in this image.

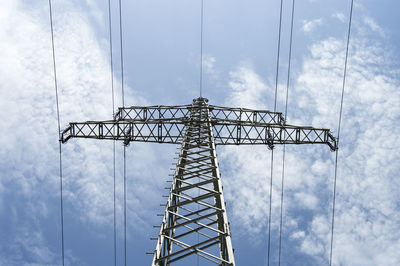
[193,97,209,105]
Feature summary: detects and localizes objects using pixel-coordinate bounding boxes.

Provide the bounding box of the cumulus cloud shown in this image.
[332,12,346,23]
[226,64,272,109]
[202,54,216,74]
[301,18,324,33]
[294,20,400,264]
[221,16,400,265]
[202,54,220,84]
[363,17,385,37]
[2,0,399,265]
[0,0,167,264]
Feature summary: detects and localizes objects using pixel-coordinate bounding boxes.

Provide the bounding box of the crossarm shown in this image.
[213,122,337,150]
[61,120,186,145]
[60,120,337,151]
[115,105,285,125]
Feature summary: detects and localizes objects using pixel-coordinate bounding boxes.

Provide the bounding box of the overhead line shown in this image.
[278,1,295,265]
[198,3,205,264]
[107,0,117,265]
[118,1,127,266]
[119,0,125,107]
[330,0,354,265]
[48,1,65,265]
[268,0,284,265]
[273,0,283,113]
[123,145,127,266]
[199,0,204,98]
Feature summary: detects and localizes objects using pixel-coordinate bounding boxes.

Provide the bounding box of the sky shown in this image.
[0,0,400,265]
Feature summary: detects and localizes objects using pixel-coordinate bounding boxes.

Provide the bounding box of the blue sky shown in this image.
[1,0,400,265]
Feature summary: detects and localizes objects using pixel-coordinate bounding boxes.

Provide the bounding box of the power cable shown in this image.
[119,0,125,107]
[107,0,117,265]
[329,0,354,265]
[48,1,64,265]
[273,0,283,112]
[118,1,127,265]
[278,1,295,265]
[123,146,127,266]
[267,151,275,266]
[267,0,283,265]
[199,0,204,98]
[197,2,205,264]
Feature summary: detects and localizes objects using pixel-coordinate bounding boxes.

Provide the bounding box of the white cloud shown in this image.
[84,0,105,26]
[0,229,57,266]
[203,54,216,74]
[219,145,272,237]
[294,192,318,210]
[221,16,400,265]
[302,18,324,33]
[0,0,166,264]
[227,64,272,109]
[202,54,220,84]
[291,230,305,240]
[363,17,385,37]
[332,12,346,23]
[1,0,399,265]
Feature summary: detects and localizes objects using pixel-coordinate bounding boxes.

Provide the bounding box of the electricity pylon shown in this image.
[61,97,337,265]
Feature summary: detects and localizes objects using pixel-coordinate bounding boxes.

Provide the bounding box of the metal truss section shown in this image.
[114,103,284,125]
[61,97,338,265]
[61,98,337,151]
[152,98,235,265]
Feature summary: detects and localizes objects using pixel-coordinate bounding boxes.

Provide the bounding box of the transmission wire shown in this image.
[267,151,275,266]
[199,0,204,98]
[119,0,125,107]
[118,0,127,265]
[107,0,117,265]
[123,146,127,266]
[278,1,295,265]
[196,2,205,264]
[330,0,353,265]
[267,0,283,265]
[48,1,64,265]
[273,0,283,113]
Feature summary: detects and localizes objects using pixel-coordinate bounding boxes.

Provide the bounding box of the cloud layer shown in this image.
[1,1,399,265]
[0,1,167,264]
[219,16,400,265]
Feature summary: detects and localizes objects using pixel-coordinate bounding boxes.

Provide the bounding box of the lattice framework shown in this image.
[61,97,337,265]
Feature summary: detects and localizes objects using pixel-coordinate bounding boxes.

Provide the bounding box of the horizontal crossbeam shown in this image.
[114,104,284,125]
[60,120,337,150]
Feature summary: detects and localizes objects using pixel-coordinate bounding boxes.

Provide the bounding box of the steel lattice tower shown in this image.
[61,97,337,265]
[151,98,235,265]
